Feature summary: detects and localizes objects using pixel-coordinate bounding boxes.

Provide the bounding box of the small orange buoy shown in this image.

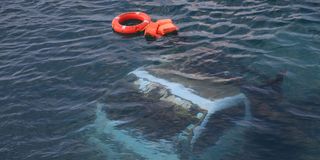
[112,12,151,34]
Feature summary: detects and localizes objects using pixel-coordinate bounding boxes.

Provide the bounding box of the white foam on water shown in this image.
[91,103,179,160]
[131,68,252,144]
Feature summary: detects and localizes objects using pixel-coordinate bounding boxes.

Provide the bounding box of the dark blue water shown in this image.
[1,0,320,160]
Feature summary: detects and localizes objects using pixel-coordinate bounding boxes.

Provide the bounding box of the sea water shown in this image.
[1,0,320,160]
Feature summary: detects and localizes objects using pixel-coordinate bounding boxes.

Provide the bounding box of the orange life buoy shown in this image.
[112,12,151,34]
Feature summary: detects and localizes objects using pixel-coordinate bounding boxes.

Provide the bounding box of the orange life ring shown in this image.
[112,12,151,34]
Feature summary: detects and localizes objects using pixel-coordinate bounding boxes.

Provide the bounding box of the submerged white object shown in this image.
[130,68,252,144]
[86,68,253,159]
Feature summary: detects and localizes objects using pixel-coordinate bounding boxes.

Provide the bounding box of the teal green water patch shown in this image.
[88,103,180,160]
[195,125,249,160]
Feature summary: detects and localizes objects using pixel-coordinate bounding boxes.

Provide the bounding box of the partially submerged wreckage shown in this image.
[130,67,252,145]
[91,64,255,159]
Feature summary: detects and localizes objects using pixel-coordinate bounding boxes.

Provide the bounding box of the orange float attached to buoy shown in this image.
[144,22,161,38]
[112,12,151,34]
[155,19,178,36]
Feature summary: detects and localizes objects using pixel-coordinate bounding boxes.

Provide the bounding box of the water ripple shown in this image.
[1,0,320,159]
